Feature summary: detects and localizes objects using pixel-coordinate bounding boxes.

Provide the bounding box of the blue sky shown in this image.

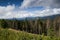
[0,0,60,19]
[0,0,23,6]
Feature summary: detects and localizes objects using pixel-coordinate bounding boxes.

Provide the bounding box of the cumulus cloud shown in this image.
[20,0,60,9]
[0,5,60,19]
[14,8,60,18]
[19,0,60,18]
[0,5,15,19]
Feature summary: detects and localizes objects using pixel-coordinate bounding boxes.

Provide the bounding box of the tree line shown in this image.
[0,16,60,36]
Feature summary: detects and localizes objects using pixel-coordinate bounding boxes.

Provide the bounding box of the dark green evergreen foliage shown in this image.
[0,19,9,28]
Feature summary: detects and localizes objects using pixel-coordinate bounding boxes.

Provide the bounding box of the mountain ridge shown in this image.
[0,14,60,20]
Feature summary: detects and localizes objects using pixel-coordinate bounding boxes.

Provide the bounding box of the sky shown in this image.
[0,0,60,19]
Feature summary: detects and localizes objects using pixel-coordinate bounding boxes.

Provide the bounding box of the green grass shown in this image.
[0,28,60,40]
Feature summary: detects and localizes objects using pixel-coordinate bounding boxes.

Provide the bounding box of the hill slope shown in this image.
[0,28,60,40]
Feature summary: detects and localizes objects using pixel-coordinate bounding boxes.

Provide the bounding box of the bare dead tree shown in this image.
[46,18,50,36]
[28,18,38,34]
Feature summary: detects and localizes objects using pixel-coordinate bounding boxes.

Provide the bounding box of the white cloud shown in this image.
[0,5,60,19]
[33,9,60,17]
[20,0,60,9]
[15,8,60,18]
[0,5,15,19]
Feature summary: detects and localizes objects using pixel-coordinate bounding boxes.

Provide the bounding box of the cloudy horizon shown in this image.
[0,0,60,19]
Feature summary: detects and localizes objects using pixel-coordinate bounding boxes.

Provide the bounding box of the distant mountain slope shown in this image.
[15,14,60,20]
[0,14,60,20]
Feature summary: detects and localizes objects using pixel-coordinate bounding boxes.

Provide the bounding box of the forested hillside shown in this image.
[0,15,60,37]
